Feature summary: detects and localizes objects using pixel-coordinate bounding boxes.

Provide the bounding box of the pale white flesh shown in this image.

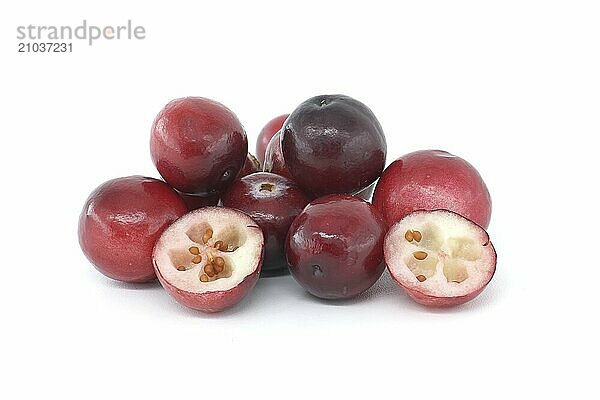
[385,210,495,298]
[154,207,263,293]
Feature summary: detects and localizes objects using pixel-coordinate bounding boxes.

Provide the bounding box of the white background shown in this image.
[1,1,599,398]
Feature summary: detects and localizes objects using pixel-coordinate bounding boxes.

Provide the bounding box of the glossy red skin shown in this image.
[373,150,492,228]
[237,153,261,178]
[263,131,292,179]
[263,130,373,202]
[78,176,188,283]
[150,97,248,195]
[222,173,310,276]
[155,262,261,313]
[281,95,386,197]
[177,190,220,211]
[401,279,490,307]
[256,114,289,163]
[285,195,386,299]
[263,133,373,201]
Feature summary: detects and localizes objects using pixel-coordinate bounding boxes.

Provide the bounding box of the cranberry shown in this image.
[150,97,247,195]
[78,176,188,283]
[153,207,264,312]
[285,194,386,299]
[373,150,492,228]
[256,114,289,163]
[384,210,496,307]
[222,172,310,276]
[281,95,386,197]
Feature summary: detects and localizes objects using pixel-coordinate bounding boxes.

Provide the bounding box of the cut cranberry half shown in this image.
[384,210,496,307]
[153,207,264,313]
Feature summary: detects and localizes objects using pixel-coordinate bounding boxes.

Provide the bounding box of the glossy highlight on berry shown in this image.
[285,194,386,299]
[150,97,248,195]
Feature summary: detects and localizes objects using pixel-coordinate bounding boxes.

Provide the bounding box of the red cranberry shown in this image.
[373,150,492,228]
[285,194,386,299]
[256,114,289,163]
[281,95,386,197]
[222,172,310,276]
[78,176,188,283]
[150,97,247,195]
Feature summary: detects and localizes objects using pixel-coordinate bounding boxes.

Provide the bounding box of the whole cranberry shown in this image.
[285,195,386,299]
[281,95,386,197]
[263,131,292,179]
[222,172,310,276]
[373,150,492,228]
[78,176,188,283]
[150,97,247,195]
[256,114,289,163]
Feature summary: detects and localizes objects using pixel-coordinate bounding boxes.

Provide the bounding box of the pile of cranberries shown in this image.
[79,95,496,313]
